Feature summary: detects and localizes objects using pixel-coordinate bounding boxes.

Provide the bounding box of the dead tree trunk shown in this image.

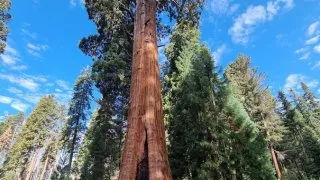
[270,144,281,179]
[39,156,49,180]
[118,0,172,179]
[25,148,40,180]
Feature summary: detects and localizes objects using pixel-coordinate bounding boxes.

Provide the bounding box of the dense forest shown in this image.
[0,0,320,180]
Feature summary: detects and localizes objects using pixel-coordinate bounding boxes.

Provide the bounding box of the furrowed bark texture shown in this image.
[118,0,172,179]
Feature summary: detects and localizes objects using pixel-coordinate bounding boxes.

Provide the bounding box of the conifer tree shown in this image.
[79,1,133,178]
[0,113,24,153]
[278,89,320,179]
[61,69,93,174]
[0,112,24,168]
[164,22,219,179]
[225,55,286,178]
[219,84,276,180]
[1,95,59,179]
[0,0,11,54]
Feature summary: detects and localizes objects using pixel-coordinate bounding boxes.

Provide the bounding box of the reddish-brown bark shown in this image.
[118,0,172,179]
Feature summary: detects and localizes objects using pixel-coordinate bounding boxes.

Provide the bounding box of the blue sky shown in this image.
[0,0,320,118]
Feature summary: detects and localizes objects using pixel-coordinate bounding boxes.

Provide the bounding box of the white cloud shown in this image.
[295,47,310,60]
[284,74,319,92]
[7,87,23,94]
[230,4,240,14]
[210,0,229,14]
[314,44,320,53]
[11,65,28,70]
[56,80,71,90]
[17,93,43,104]
[0,95,13,104]
[26,43,49,57]
[295,47,308,54]
[284,74,305,91]
[0,95,29,112]
[70,0,84,7]
[0,74,39,91]
[305,35,320,45]
[209,0,239,15]
[55,88,62,93]
[306,80,319,88]
[229,0,294,44]
[312,61,320,70]
[0,44,28,70]
[299,52,310,60]
[21,28,37,39]
[280,0,294,9]
[212,44,227,65]
[307,21,319,36]
[229,5,267,44]
[11,100,29,112]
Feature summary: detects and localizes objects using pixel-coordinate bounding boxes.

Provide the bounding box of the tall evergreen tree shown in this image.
[61,69,93,173]
[78,0,133,178]
[225,55,286,178]
[164,22,219,179]
[0,0,11,54]
[278,89,320,179]
[0,112,24,168]
[1,95,59,179]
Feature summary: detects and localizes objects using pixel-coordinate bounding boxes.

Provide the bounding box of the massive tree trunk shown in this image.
[118,0,172,179]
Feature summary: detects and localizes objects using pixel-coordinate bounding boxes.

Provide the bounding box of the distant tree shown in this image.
[61,69,93,174]
[0,113,24,153]
[278,88,320,179]
[0,112,24,168]
[1,95,59,180]
[0,0,11,54]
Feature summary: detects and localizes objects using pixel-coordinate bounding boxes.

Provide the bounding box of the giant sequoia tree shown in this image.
[118,0,172,179]
[118,0,205,179]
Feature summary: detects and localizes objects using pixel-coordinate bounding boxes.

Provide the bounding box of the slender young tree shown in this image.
[61,69,93,173]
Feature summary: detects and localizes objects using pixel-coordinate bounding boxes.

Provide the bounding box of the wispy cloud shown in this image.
[21,28,37,39]
[56,80,72,90]
[27,43,49,57]
[229,0,294,44]
[307,21,319,36]
[284,74,319,92]
[0,74,40,91]
[209,0,239,15]
[305,35,320,45]
[70,0,84,7]
[299,52,310,60]
[11,100,29,112]
[312,60,320,70]
[0,44,28,70]
[212,44,227,65]
[295,20,320,60]
[0,95,29,112]
[7,87,23,94]
[0,95,13,104]
[314,44,320,53]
